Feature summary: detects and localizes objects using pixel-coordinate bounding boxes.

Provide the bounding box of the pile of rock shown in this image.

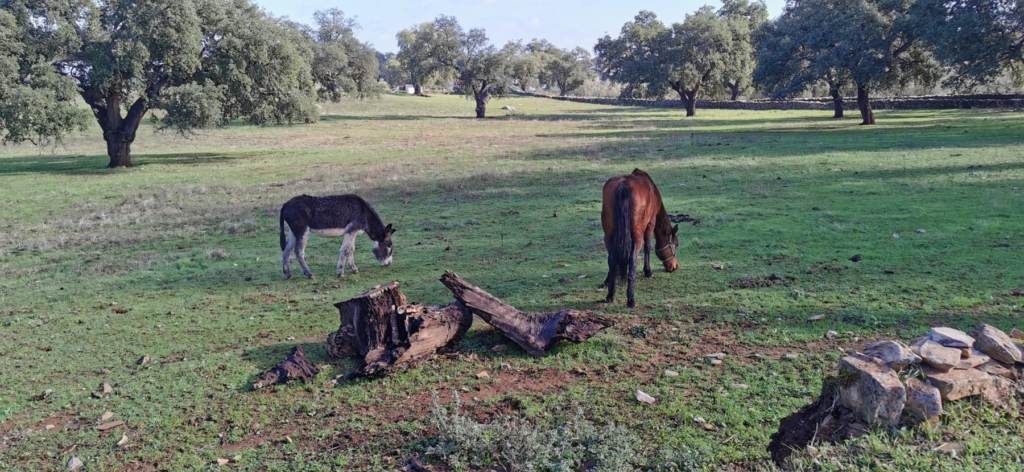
[769,324,1023,465]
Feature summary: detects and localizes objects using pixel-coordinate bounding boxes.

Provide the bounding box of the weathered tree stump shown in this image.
[439,271,612,356]
[325,282,473,376]
[252,346,320,389]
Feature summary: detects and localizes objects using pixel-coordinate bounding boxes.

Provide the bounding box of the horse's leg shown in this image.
[604,251,616,303]
[282,226,296,279]
[643,237,653,278]
[643,223,654,278]
[294,229,314,278]
[627,231,640,308]
[626,244,634,307]
[599,237,611,289]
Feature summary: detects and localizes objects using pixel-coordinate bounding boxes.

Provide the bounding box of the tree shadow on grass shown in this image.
[526,111,1024,162]
[0,152,244,176]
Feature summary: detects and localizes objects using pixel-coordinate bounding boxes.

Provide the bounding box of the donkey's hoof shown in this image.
[304,273,315,279]
[644,271,653,278]
[283,273,292,280]
[603,297,614,304]
[626,300,636,309]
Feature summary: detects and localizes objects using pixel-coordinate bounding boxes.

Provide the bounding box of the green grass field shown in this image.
[1,94,1023,471]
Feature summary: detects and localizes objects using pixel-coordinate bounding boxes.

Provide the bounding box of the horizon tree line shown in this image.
[2,0,1023,168]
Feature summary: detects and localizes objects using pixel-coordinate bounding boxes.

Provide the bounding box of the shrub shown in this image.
[427,393,641,471]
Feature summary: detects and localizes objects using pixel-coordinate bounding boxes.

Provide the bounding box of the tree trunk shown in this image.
[414,82,424,96]
[475,93,487,119]
[830,87,845,119]
[684,90,697,117]
[856,85,875,125]
[92,93,148,168]
[325,282,473,377]
[729,83,740,101]
[440,271,612,356]
[104,132,134,168]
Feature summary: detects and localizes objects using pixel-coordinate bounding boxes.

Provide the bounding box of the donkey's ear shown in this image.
[672,224,679,235]
[385,224,396,234]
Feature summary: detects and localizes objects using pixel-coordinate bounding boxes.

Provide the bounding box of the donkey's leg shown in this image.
[282,226,296,279]
[336,233,348,277]
[345,235,359,274]
[294,229,314,278]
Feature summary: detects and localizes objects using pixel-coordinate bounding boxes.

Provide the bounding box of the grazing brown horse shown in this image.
[601,169,679,308]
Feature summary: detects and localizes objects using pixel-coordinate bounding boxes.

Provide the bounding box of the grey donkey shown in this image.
[279,194,396,279]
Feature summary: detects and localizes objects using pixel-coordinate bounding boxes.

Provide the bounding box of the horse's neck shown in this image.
[649,181,670,234]
[653,205,671,239]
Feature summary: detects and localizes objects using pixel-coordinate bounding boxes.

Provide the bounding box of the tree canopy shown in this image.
[396,16,462,96]
[914,0,1024,89]
[0,0,326,167]
[306,9,382,102]
[718,0,768,100]
[453,29,515,118]
[595,8,749,116]
[545,47,594,96]
[754,0,940,124]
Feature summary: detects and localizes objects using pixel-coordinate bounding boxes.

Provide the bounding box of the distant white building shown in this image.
[396,84,416,94]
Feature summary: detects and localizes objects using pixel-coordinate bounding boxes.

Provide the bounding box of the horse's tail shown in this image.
[279,209,287,251]
[610,184,633,280]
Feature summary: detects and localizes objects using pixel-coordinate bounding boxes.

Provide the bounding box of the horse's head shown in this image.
[656,224,680,272]
[372,224,396,266]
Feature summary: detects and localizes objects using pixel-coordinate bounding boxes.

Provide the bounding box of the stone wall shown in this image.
[528,92,1024,111]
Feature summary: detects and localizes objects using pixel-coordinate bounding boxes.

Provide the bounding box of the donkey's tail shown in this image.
[610,184,633,280]
[279,210,287,251]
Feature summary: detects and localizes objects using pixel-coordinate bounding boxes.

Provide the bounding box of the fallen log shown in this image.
[439,271,612,356]
[325,282,473,376]
[252,346,320,389]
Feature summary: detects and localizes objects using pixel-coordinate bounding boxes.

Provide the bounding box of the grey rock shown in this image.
[977,360,1017,380]
[927,327,975,349]
[973,324,1023,365]
[981,374,1016,409]
[837,354,906,427]
[913,339,961,371]
[926,367,996,401]
[67,457,84,471]
[905,377,942,422]
[635,389,656,405]
[864,340,921,369]
[955,349,991,370]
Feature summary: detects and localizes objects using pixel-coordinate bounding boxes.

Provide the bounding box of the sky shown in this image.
[254,0,786,53]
